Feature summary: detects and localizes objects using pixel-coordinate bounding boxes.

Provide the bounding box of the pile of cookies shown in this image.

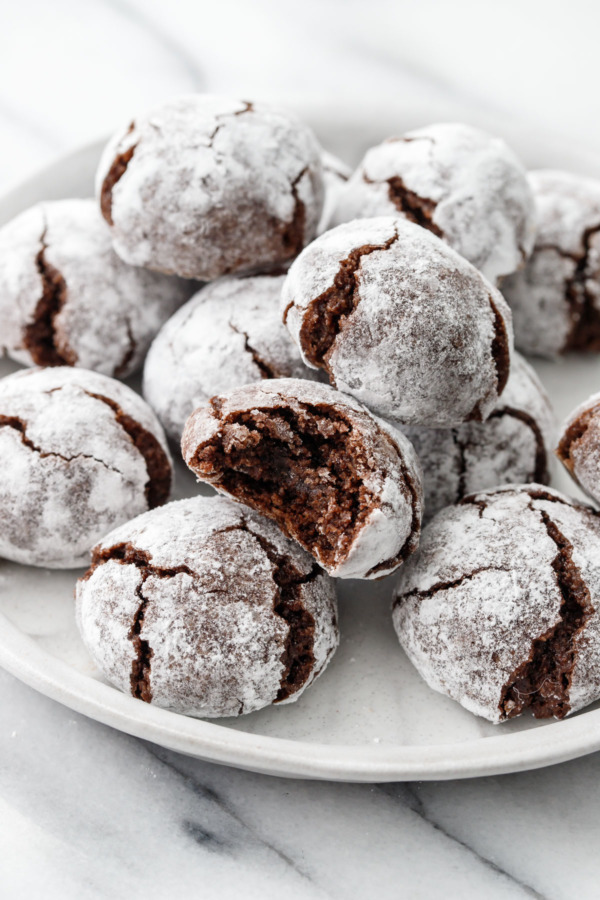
[2,93,600,725]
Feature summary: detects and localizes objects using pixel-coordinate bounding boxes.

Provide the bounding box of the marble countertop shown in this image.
[2,1,600,897]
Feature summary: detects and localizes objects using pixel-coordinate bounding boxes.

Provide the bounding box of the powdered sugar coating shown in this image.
[76,495,338,718]
[181,378,423,579]
[0,366,171,568]
[0,199,193,377]
[502,170,600,357]
[143,274,319,443]
[557,392,600,504]
[393,485,600,723]
[95,95,324,279]
[282,216,514,428]
[400,353,556,520]
[329,123,536,284]
[318,150,351,235]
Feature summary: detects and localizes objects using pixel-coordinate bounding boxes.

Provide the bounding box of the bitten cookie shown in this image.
[76,496,339,717]
[401,353,555,520]
[0,199,192,377]
[329,123,535,283]
[282,216,513,428]
[502,170,600,357]
[143,273,319,443]
[0,367,172,568]
[181,378,423,580]
[96,95,324,279]
[557,392,600,505]
[393,485,600,723]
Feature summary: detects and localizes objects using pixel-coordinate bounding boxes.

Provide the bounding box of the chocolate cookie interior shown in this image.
[189,402,378,569]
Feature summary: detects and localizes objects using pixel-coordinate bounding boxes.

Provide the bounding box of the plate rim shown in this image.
[3,129,600,783]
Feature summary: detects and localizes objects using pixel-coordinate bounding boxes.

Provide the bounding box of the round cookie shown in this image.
[329,122,535,284]
[143,273,320,443]
[393,485,600,723]
[401,353,555,520]
[557,392,600,504]
[0,367,172,568]
[502,170,600,357]
[282,216,514,428]
[76,495,339,717]
[0,199,192,378]
[96,95,324,279]
[318,150,351,235]
[181,378,423,580]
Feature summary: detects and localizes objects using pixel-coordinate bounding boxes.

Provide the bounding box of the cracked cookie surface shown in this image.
[502,170,600,357]
[282,216,514,428]
[0,367,172,568]
[328,123,535,284]
[143,274,321,443]
[95,95,324,279]
[400,353,555,520]
[181,378,423,580]
[75,496,338,717]
[0,199,192,378]
[393,485,600,723]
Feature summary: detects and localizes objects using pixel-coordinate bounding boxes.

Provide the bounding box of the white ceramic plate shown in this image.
[1,105,600,782]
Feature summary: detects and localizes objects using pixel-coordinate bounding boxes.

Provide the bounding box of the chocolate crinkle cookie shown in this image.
[143,273,320,443]
[401,353,556,520]
[96,95,324,280]
[0,199,192,378]
[76,496,339,717]
[318,150,351,235]
[328,123,535,284]
[181,378,423,580]
[282,216,513,428]
[557,392,600,505]
[502,170,600,357]
[0,367,172,568]
[393,485,600,723]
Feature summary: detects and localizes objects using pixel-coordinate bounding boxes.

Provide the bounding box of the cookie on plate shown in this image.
[182,378,423,580]
[393,485,600,723]
[329,123,535,283]
[0,199,192,378]
[502,170,600,357]
[0,367,171,568]
[282,216,513,428]
[401,353,555,520]
[76,496,339,717]
[557,392,600,505]
[97,95,324,279]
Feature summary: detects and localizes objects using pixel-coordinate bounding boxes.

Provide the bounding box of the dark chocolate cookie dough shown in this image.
[393,485,600,723]
[181,378,423,579]
[76,496,339,717]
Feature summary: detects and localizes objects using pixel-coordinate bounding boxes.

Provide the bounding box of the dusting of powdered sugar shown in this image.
[282,216,514,428]
[181,378,423,580]
[393,484,600,723]
[95,95,324,279]
[75,495,339,718]
[400,353,556,520]
[143,274,320,443]
[318,150,351,235]
[0,366,171,568]
[502,170,600,357]
[0,199,193,377]
[328,123,536,284]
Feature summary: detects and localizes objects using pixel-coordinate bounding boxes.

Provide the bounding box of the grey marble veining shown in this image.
[3,1,600,897]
